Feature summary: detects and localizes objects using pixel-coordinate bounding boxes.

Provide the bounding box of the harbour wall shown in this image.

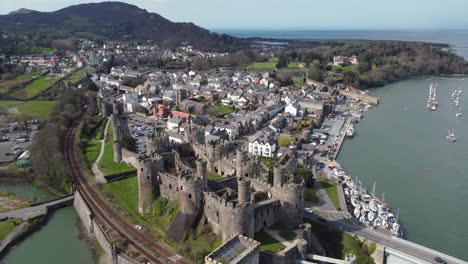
[73,191,140,264]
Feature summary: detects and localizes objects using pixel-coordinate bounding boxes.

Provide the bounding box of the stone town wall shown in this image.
[253,201,280,232]
[158,173,179,201]
[74,192,142,264]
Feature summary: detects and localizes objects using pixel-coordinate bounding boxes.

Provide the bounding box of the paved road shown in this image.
[0,195,74,220]
[304,214,467,264]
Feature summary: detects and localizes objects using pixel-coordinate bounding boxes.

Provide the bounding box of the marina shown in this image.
[338,77,468,260]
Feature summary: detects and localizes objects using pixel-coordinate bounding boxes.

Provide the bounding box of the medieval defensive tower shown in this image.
[137,159,155,214]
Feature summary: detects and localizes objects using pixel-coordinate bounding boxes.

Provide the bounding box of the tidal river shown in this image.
[338,77,468,260]
[0,183,96,264]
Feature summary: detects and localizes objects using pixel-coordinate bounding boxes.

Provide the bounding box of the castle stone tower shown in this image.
[237,177,251,205]
[236,149,246,178]
[176,89,187,106]
[101,100,110,117]
[138,159,155,214]
[112,101,120,115]
[219,202,254,241]
[196,159,208,180]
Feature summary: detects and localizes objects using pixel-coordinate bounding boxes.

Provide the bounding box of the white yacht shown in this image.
[346,125,355,137]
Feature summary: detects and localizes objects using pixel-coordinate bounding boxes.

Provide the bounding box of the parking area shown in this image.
[0,124,38,163]
[122,113,162,155]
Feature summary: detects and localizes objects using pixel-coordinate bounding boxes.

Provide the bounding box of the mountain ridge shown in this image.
[0,1,244,51]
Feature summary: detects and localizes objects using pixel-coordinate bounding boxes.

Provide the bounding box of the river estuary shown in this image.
[0,183,96,264]
[338,77,468,261]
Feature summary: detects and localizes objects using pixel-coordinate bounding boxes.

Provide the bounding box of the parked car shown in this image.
[304,208,314,214]
[434,257,447,264]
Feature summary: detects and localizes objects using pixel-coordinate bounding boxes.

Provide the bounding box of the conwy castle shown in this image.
[98,98,315,264]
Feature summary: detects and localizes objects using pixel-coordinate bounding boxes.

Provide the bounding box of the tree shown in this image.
[308,65,322,82]
[152,197,169,216]
[357,61,371,74]
[276,54,290,69]
[121,135,136,151]
[296,168,314,188]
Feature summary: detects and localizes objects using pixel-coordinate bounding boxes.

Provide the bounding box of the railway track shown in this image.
[65,121,188,264]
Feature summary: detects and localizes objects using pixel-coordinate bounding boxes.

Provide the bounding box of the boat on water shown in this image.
[427,83,438,111]
[369,200,379,212]
[447,129,456,143]
[373,218,382,226]
[456,111,462,117]
[392,222,400,235]
[354,207,361,218]
[351,198,360,208]
[346,125,355,137]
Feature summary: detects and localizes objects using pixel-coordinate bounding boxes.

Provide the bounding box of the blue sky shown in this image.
[1,0,468,30]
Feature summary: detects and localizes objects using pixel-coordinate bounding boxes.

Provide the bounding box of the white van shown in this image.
[15,138,26,143]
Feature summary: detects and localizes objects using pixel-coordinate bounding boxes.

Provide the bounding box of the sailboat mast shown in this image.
[371,182,376,196]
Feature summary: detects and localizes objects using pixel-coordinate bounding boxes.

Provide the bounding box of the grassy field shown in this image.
[210,104,235,117]
[0,100,58,118]
[0,219,20,240]
[84,141,101,167]
[304,188,320,204]
[207,172,222,180]
[98,122,136,176]
[277,136,295,147]
[108,176,139,213]
[0,72,41,94]
[248,60,303,70]
[65,69,88,83]
[11,74,60,99]
[317,174,340,210]
[254,231,286,253]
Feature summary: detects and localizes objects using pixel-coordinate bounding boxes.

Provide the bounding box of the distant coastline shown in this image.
[214,29,468,58]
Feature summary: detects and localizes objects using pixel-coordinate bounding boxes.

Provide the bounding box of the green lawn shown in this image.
[287,62,302,69]
[208,172,222,180]
[98,121,136,176]
[278,136,295,147]
[94,119,107,140]
[304,188,320,204]
[11,74,60,99]
[84,141,101,167]
[259,156,280,168]
[279,230,297,242]
[0,72,40,94]
[248,59,303,70]
[254,231,286,253]
[0,100,58,118]
[65,69,87,83]
[0,219,20,241]
[108,176,139,213]
[210,104,235,117]
[317,174,341,210]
